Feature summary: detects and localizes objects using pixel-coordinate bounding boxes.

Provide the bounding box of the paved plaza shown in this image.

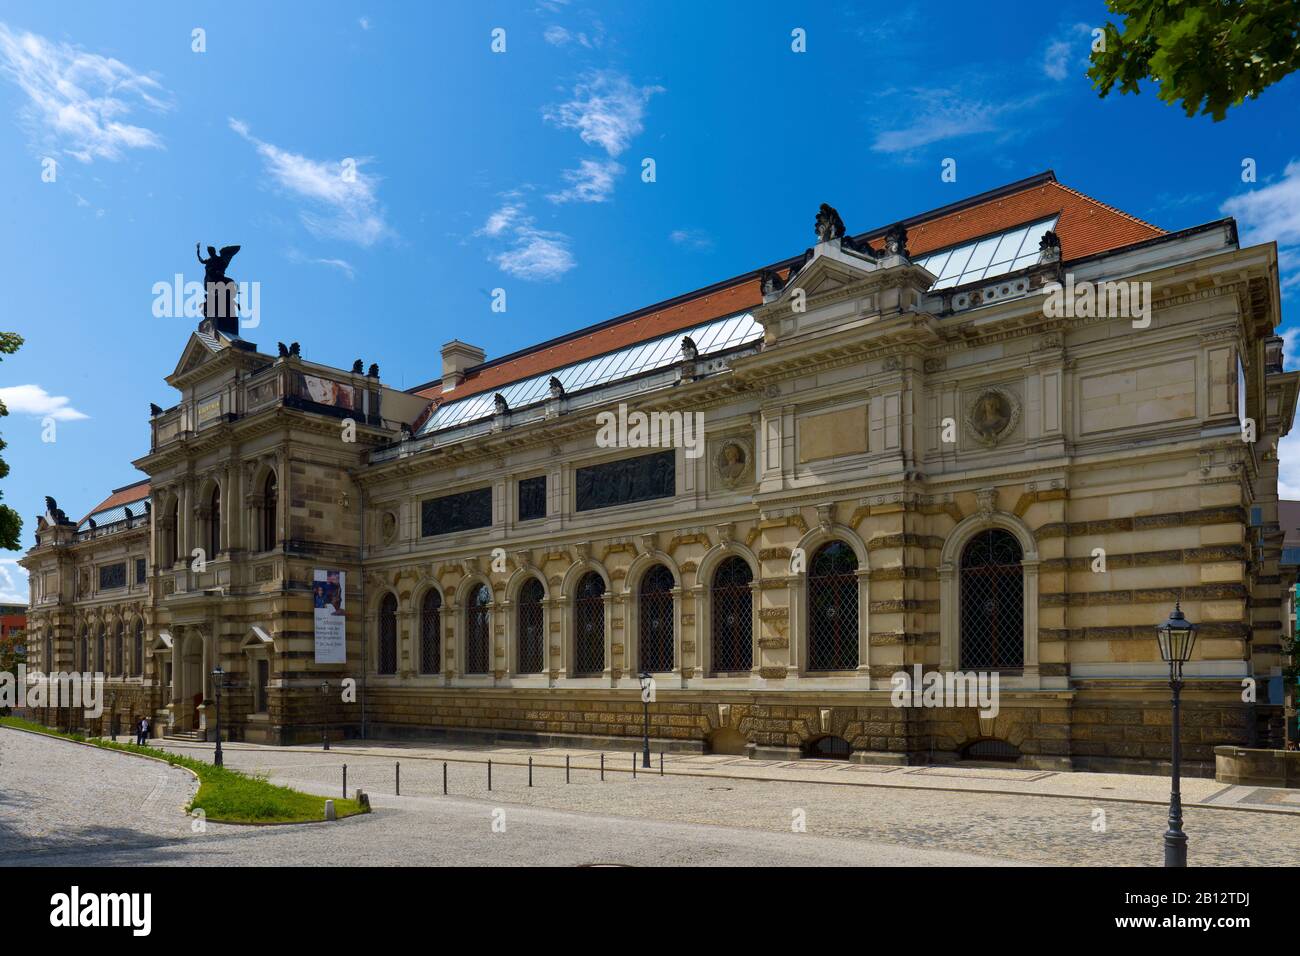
[3,726,1298,866]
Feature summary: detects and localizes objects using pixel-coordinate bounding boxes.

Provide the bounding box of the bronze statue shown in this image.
[196,243,240,285]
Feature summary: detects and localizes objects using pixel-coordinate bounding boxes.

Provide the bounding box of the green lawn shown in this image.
[0,716,368,824]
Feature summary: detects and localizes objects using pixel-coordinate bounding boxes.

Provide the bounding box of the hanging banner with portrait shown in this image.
[313,569,346,663]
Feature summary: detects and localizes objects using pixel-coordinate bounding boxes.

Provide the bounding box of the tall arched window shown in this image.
[638,564,675,673]
[208,485,222,557]
[262,471,278,551]
[377,593,398,675]
[959,528,1024,669]
[573,572,605,676]
[517,578,545,674]
[168,499,179,566]
[465,584,492,674]
[113,623,123,675]
[133,620,144,676]
[420,589,442,675]
[808,541,859,672]
[711,556,753,674]
[95,627,105,673]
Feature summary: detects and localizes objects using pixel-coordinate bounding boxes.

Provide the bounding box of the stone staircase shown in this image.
[164,730,206,743]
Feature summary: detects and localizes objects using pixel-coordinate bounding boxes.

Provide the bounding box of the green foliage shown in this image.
[0,628,23,716]
[1088,0,1300,120]
[0,332,23,551]
[0,716,368,823]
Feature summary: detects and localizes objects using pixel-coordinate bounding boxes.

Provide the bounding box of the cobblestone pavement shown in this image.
[0,728,1015,867]
[151,737,1300,867]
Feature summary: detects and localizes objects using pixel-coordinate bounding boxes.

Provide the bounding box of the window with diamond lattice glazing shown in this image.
[573,573,605,675]
[420,590,441,674]
[807,542,859,671]
[959,529,1024,669]
[639,564,675,673]
[465,584,492,674]
[711,556,753,673]
[517,578,545,674]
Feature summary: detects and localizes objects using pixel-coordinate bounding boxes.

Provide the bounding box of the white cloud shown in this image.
[1042,24,1092,81]
[543,70,663,157]
[547,158,621,203]
[359,17,371,30]
[1223,160,1300,293]
[669,228,714,251]
[0,560,27,605]
[477,202,575,281]
[543,24,603,49]
[287,248,355,279]
[870,90,1046,153]
[0,22,172,162]
[229,118,391,247]
[0,384,88,421]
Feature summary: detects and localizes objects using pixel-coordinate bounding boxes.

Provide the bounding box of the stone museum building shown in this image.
[19,171,1298,775]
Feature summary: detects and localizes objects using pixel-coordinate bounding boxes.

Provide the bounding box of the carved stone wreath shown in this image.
[963,386,1021,447]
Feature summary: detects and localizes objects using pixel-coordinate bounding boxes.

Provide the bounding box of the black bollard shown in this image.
[528,756,533,787]
[660,752,664,776]
[488,759,493,791]
[396,761,400,796]
[343,764,348,798]
[600,753,604,781]
[566,754,570,783]
[443,761,448,795]
[633,752,637,779]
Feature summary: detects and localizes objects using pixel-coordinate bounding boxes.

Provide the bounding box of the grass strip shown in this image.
[1,716,368,824]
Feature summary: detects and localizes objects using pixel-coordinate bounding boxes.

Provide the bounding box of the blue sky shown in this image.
[1,0,1298,602]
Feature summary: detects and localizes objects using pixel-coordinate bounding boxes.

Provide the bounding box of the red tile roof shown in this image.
[80,480,150,524]
[417,172,1164,407]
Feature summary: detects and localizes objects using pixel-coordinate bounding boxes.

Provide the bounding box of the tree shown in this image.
[0,332,23,551]
[0,627,24,716]
[1088,0,1300,120]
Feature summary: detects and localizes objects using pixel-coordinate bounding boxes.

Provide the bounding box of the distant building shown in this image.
[0,603,26,641]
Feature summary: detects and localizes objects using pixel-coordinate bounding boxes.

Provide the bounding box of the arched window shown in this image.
[959,528,1024,669]
[516,578,545,674]
[808,541,859,672]
[377,593,398,675]
[711,556,753,674]
[208,485,222,558]
[420,589,442,675]
[638,564,675,673]
[133,620,144,676]
[95,627,105,673]
[573,572,605,676]
[79,627,88,671]
[113,623,123,675]
[465,584,492,674]
[262,471,278,551]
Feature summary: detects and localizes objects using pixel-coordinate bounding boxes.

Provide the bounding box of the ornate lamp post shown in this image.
[638,672,652,769]
[211,664,224,768]
[320,680,330,751]
[1156,602,1197,867]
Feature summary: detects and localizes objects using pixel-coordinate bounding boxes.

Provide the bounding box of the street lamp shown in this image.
[211,664,224,768]
[1156,602,1197,867]
[320,680,330,751]
[638,671,652,769]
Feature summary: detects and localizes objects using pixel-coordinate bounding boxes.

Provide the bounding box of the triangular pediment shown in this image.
[774,244,879,306]
[171,332,223,379]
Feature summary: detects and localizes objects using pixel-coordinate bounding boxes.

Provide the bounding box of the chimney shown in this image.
[440,340,485,393]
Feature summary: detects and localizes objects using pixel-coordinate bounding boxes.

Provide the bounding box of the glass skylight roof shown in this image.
[79,497,151,529]
[419,311,762,435]
[915,216,1059,291]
